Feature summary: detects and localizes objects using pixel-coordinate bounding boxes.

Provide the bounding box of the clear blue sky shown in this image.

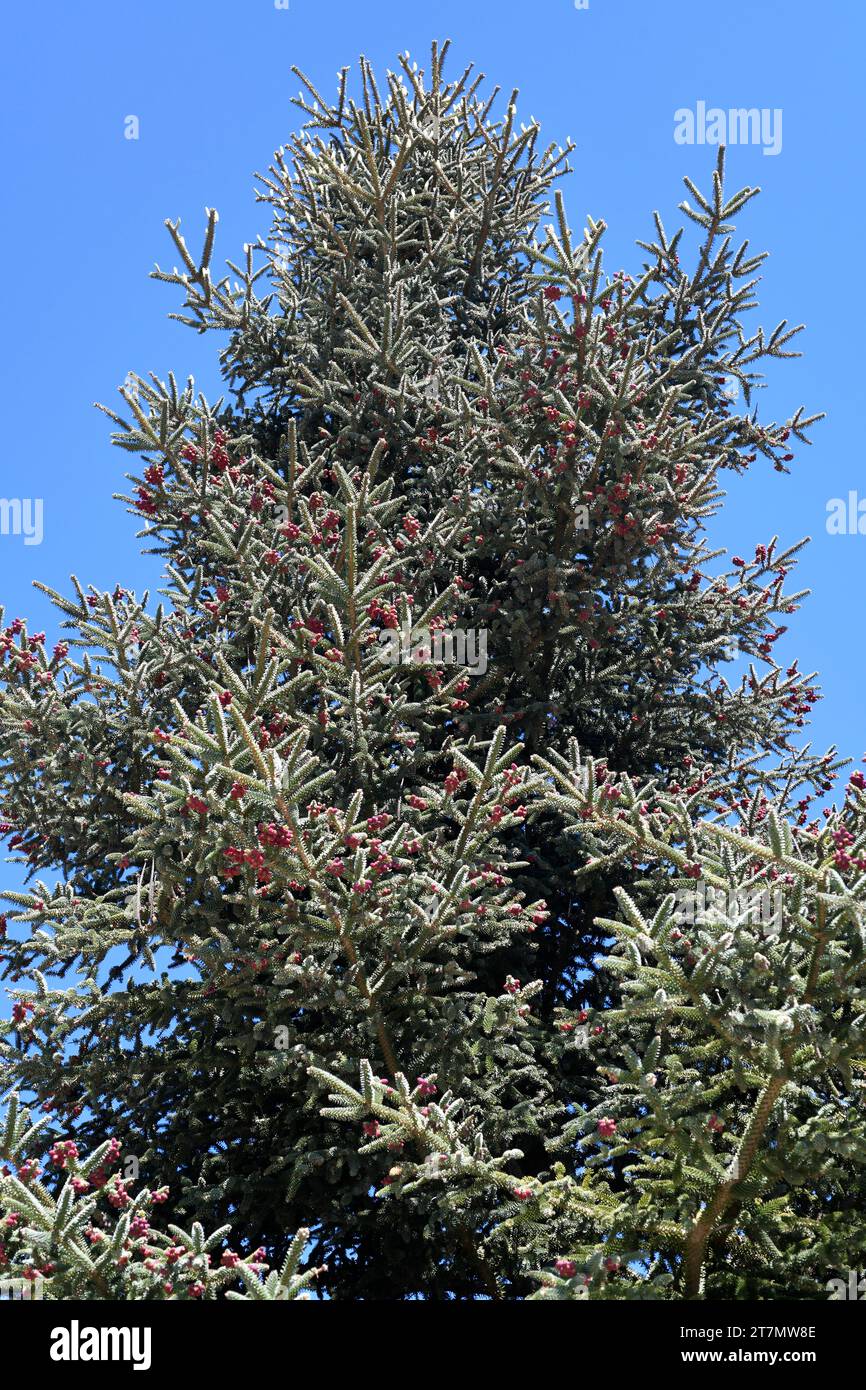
[0,0,863,981]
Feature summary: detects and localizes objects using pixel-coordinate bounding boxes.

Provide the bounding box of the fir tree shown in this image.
[1,44,854,1301]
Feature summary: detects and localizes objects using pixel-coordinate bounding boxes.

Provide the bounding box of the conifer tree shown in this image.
[1,44,855,1301]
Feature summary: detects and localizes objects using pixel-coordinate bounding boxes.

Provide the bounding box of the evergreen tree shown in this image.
[1,44,855,1301]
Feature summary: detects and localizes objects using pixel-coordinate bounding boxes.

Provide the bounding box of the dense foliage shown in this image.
[3,44,861,1302]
